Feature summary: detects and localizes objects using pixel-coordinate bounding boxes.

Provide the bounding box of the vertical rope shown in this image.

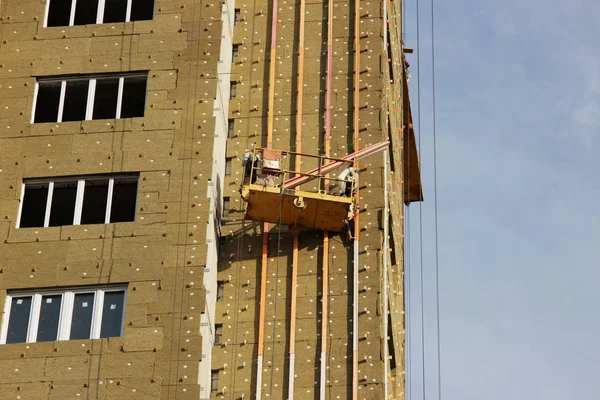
[352,0,361,396]
[431,0,442,398]
[415,0,427,399]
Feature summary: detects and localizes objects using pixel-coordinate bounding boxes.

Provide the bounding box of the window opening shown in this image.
[92,78,119,120]
[216,282,224,302]
[218,237,226,261]
[387,311,396,370]
[81,179,109,224]
[33,73,147,124]
[130,0,154,21]
[19,184,49,228]
[211,370,219,392]
[229,81,237,99]
[120,76,147,118]
[18,174,138,229]
[222,197,230,217]
[70,292,95,340]
[225,158,233,176]
[386,28,394,82]
[234,8,241,25]
[232,44,239,63]
[214,324,223,345]
[62,80,89,122]
[74,0,99,25]
[34,82,61,123]
[47,0,72,26]
[109,178,138,223]
[46,0,154,26]
[48,181,77,227]
[103,0,128,23]
[227,119,235,138]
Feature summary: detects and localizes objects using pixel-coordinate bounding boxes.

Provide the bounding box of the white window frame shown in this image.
[43,0,155,28]
[31,73,147,124]
[16,174,139,229]
[0,286,127,345]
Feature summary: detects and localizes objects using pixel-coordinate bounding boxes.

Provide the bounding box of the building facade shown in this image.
[0,0,419,397]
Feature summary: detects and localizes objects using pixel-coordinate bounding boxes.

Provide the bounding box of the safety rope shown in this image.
[267,184,286,398]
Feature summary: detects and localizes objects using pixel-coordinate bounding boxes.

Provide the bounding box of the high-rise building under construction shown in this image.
[0,0,421,397]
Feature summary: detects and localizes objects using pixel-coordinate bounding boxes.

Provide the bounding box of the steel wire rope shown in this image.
[266,185,286,398]
[237,0,264,392]
[229,0,260,379]
[229,194,247,383]
[430,0,442,398]
[415,0,427,398]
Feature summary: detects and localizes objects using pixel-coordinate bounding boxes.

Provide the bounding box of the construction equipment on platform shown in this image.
[240,141,389,232]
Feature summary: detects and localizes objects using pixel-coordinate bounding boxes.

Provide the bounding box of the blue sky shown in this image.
[404,1,600,399]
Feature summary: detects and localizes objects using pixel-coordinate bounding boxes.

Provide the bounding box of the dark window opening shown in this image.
[216,282,224,302]
[229,81,237,99]
[47,0,72,27]
[218,237,226,261]
[62,80,89,122]
[387,311,396,370]
[387,119,396,171]
[81,180,109,224]
[120,76,147,118]
[130,0,154,21]
[386,28,394,82]
[389,226,397,267]
[100,291,125,338]
[227,119,235,138]
[70,293,95,340]
[74,0,99,25]
[19,174,138,229]
[211,370,219,392]
[103,0,127,23]
[34,82,61,123]
[36,294,62,342]
[109,179,138,223]
[48,182,77,227]
[225,158,233,176]
[234,8,241,26]
[34,73,148,124]
[20,185,49,228]
[6,297,32,344]
[232,44,240,63]
[222,197,230,217]
[92,78,119,120]
[214,324,223,345]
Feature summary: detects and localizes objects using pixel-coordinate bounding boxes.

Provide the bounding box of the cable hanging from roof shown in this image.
[431,0,442,398]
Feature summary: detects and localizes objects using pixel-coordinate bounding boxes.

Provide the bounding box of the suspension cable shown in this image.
[415,0,427,399]
[431,0,442,398]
